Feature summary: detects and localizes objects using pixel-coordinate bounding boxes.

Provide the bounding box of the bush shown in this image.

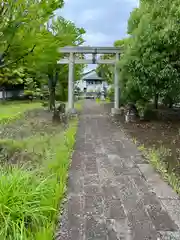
[42,101,49,107]
[41,89,49,101]
[107,87,128,106]
[107,87,114,101]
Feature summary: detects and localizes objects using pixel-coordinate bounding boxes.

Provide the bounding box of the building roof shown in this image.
[82,69,103,81]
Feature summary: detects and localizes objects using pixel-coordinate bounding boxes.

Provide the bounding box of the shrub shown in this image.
[107,87,114,101]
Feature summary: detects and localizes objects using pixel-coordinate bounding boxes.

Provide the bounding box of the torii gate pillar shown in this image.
[111,52,121,115]
[68,52,76,113]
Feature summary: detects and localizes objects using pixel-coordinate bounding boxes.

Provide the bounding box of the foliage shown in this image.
[27,16,86,109]
[0,1,86,108]
[97,0,180,109]
[96,38,127,85]
[96,40,130,106]
[24,77,42,99]
[0,67,25,85]
[114,38,130,52]
[0,0,64,69]
[107,87,114,101]
[96,54,114,84]
[119,0,180,108]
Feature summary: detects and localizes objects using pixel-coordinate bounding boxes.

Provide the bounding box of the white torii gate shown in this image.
[58,46,121,115]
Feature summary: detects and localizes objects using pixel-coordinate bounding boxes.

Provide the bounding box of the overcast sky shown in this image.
[56,0,138,71]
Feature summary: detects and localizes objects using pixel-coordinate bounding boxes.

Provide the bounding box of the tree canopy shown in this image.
[0,0,86,107]
[97,0,180,109]
[120,0,180,108]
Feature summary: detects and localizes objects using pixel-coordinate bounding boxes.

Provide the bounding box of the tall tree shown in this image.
[96,39,126,86]
[96,54,114,84]
[0,1,86,107]
[119,0,180,108]
[27,17,86,109]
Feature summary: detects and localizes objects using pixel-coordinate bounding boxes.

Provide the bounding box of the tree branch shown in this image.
[0,45,36,69]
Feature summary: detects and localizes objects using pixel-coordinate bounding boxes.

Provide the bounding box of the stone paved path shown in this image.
[56,100,180,240]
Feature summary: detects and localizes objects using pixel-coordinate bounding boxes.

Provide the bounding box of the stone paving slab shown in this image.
[158,231,180,240]
[56,100,180,240]
[137,164,179,200]
[160,200,180,229]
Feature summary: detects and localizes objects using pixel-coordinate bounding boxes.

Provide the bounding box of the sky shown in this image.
[56,0,139,72]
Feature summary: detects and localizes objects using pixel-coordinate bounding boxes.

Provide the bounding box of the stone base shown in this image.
[101,95,105,101]
[66,108,78,118]
[70,108,77,114]
[66,107,78,115]
[111,108,121,115]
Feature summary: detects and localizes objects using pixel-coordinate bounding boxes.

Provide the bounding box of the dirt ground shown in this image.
[113,114,180,178]
[102,102,180,178]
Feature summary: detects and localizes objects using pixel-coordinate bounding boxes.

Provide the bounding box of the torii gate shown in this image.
[58,46,121,115]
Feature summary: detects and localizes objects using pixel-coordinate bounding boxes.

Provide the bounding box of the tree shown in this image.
[0,0,64,69]
[119,0,180,109]
[0,0,65,103]
[96,54,114,84]
[27,16,86,109]
[96,39,128,103]
[0,66,25,101]
[0,1,86,108]
[96,38,129,85]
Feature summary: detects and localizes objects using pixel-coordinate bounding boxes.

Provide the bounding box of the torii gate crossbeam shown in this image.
[58,46,121,115]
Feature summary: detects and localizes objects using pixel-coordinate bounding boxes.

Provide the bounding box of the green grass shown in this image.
[95,98,101,103]
[0,100,83,239]
[0,101,41,124]
[0,118,78,239]
[138,144,180,195]
[95,98,111,104]
[75,100,84,111]
[0,100,83,125]
[105,98,111,103]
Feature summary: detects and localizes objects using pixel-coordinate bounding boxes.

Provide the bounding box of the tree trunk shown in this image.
[168,102,173,108]
[49,87,55,110]
[168,97,173,108]
[48,69,58,111]
[154,94,159,109]
[48,75,55,111]
[2,87,6,103]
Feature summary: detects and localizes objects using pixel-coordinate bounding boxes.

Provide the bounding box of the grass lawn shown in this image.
[0,100,84,124]
[95,98,111,104]
[0,100,82,239]
[75,99,84,111]
[0,101,41,123]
